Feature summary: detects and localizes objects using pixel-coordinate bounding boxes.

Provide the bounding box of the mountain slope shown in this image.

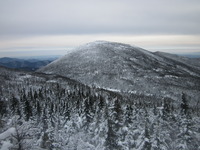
[1,63,200,150]
[38,41,200,101]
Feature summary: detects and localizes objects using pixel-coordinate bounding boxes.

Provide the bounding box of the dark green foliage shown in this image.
[84,98,92,125]
[42,108,48,131]
[0,100,7,117]
[98,95,105,110]
[36,101,41,118]
[0,69,200,150]
[143,124,151,150]
[34,91,38,100]
[162,98,172,120]
[11,95,19,114]
[24,99,32,121]
[64,102,71,121]
[125,104,133,125]
[38,89,44,100]
[105,119,118,150]
[113,98,123,129]
[181,93,189,115]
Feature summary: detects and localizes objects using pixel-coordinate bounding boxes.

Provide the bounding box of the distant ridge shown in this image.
[0,57,58,71]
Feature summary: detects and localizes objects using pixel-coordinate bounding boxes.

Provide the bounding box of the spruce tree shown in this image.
[181,93,189,115]
[105,119,118,150]
[24,99,32,121]
[11,95,19,115]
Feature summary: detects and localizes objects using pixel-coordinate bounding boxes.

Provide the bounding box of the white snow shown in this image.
[104,88,121,93]
[0,127,15,140]
[0,128,16,150]
[21,74,32,79]
[47,80,57,83]
[0,140,13,150]
[164,75,178,78]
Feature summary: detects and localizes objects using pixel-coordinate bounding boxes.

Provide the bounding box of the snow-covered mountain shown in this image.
[38,41,200,102]
[1,41,200,150]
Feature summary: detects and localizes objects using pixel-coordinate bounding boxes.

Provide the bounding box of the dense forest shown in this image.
[0,67,200,150]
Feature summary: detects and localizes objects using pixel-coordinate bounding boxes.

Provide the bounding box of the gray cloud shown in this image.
[0,0,200,36]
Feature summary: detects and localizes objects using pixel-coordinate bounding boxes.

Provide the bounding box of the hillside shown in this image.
[38,41,200,102]
[1,65,200,149]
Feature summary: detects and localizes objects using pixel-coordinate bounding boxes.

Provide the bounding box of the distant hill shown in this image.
[0,56,59,71]
[178,52,200,58]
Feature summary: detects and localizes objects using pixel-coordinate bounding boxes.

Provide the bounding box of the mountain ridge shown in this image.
[0,57,58,71]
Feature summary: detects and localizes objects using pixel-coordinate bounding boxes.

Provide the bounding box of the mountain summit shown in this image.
[38,41,200,100]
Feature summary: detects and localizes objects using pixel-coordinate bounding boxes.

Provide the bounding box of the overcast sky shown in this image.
[0,0,200,57]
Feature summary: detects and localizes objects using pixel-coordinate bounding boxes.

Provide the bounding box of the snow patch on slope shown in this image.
[0,127,16,140]
[0,128,16,150]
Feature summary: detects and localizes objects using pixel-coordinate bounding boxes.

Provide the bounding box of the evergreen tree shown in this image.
[181,93,189,115]
[162,98,171,120]
[98,95,105,110]
[105,98,124,149]
[42,108,48,131]
[113,98,123,131]
[34,91,38,100]
[143,123,151,150]
[64,102,71,121]
[10,95,19,115]
[0,100,7,117]
[105,119,118,150]
[83,98,92,129]
[125,104,133,125]
[36,101,41,118]
[24,99,32,121]
[143,110,152,150]
[39,89,44,100]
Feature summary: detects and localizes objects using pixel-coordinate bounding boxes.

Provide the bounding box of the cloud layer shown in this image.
[0,0,200,56]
